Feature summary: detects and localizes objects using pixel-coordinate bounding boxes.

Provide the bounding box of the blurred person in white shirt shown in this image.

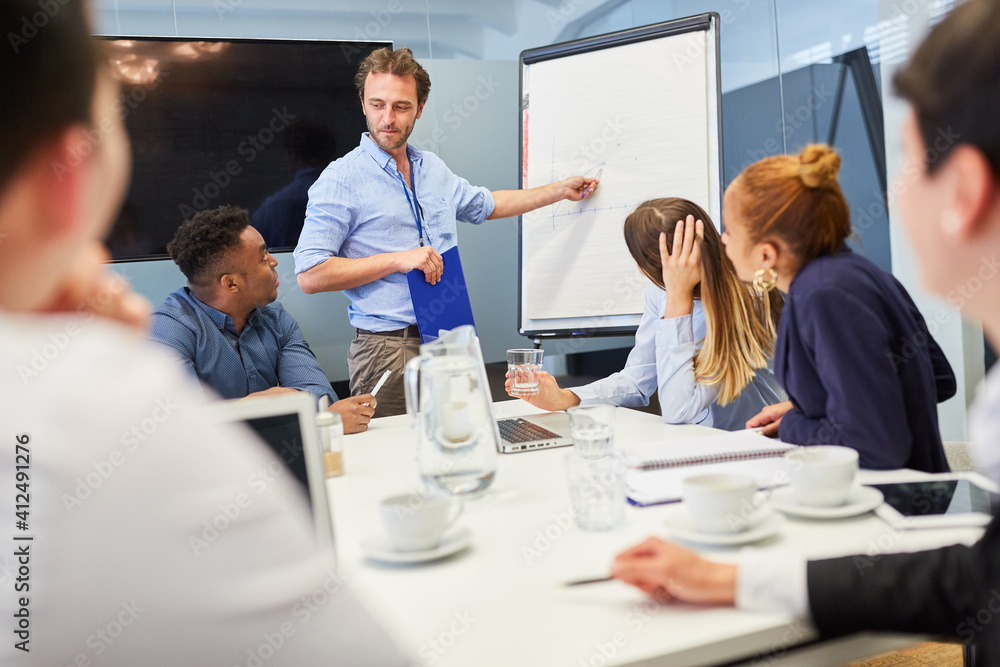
[0,2,408,664]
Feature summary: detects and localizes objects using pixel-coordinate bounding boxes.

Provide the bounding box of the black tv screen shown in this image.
[97,37,388,260]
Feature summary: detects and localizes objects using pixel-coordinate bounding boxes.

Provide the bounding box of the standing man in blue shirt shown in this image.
[152,205,376,433]
[294,47,599,417]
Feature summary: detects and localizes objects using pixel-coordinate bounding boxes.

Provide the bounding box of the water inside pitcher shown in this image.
[404,326,498,496]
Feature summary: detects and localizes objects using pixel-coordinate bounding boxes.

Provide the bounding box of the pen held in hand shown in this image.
[370,369,392,398]
[563,575,614,587]
[581,167,603,199]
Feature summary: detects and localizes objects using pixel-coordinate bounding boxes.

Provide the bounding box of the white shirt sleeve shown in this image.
[736,547,812,618]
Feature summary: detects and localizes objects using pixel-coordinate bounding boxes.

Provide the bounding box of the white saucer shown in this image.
[666,510,785,547]
[361,528,472,564]
[770,486,884,520]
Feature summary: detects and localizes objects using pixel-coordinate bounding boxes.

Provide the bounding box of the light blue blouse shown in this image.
[571,282,786,430]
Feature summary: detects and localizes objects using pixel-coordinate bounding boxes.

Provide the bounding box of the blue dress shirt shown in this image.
[150,287,337,402]
[775,248,956,472]
[572,282,786,430]
[293,133,496,331]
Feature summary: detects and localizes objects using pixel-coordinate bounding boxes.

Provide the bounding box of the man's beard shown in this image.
[366,116,413,153]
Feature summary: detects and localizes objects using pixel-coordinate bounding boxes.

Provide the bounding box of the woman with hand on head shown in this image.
[724,144,955,472]
[507,197,785,430]
[612,1,1000,658]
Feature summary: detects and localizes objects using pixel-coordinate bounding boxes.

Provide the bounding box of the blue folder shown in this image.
[406,245,477,344]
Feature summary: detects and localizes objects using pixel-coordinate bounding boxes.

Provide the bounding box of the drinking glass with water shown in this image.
[567,404,616,459]
[506,348,543,396]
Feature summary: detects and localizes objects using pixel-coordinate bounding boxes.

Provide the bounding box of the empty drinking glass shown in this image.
[565,450,626,531]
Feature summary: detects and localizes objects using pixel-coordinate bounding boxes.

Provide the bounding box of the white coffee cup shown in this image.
[379,493,464,552]
[784,446,858,507]
[683,474,760,534]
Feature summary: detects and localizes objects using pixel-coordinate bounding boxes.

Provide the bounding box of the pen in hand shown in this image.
[581,167,603,199]
[361,369,392,408]
[563,575,613,587]
[370,369,392,398]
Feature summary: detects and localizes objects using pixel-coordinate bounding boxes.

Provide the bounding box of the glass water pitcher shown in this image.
[404,326,498,496]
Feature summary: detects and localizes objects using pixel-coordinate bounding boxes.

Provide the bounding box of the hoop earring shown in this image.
[752,268,778,293]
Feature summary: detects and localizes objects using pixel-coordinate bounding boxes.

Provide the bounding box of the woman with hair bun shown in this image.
[722,143,956,471]
[610,6,1000,657]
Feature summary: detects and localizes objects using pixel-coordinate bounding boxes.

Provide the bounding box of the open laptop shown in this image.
[435,326,574,454]
[493,411,574,453]
[205,392,336,553]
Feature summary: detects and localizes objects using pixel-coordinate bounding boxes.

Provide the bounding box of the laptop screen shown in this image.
[206,393,335,553]
[245,413,310,503]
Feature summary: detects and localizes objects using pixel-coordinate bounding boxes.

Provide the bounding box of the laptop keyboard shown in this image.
[497,417,561,444]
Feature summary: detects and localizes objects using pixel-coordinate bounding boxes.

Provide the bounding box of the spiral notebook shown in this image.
[624,429,798,507]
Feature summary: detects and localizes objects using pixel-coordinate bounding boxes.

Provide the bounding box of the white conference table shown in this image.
[327,402,982,667]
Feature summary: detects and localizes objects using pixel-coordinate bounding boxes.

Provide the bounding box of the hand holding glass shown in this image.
[507,348,543,396]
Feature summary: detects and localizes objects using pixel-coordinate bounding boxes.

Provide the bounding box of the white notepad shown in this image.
[624,429,798,506]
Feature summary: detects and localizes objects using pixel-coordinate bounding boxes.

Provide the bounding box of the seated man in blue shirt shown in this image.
[152,205,376,433]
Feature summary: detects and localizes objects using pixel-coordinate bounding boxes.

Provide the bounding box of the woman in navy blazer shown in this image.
[721,144,956,472]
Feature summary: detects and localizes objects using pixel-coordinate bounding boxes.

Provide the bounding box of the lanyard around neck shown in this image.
[397,155,425,247]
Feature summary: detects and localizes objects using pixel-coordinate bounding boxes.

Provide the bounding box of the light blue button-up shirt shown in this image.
[572,282,786,430]
[293,133,496,331]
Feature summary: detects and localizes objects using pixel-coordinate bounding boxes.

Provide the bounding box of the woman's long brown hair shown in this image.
[623,198,782,404]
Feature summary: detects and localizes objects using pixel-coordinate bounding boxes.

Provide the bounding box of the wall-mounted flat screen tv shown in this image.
[96,37,389,261]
